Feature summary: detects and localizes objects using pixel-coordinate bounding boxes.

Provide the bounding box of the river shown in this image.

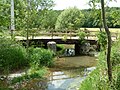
[47,56,97,90]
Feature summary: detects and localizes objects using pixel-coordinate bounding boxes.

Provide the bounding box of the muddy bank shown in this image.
[51,56,97,70]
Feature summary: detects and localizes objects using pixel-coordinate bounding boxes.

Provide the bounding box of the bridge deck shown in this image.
[16,36,117,41]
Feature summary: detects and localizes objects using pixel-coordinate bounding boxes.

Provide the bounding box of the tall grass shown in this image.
[0,36,28,74]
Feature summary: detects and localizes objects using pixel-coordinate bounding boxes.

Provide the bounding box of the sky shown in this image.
[53,0,120,10]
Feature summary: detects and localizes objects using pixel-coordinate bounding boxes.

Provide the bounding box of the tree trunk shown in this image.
[26,0,30,50]
[101,0,112,81]
[11,0,15,38]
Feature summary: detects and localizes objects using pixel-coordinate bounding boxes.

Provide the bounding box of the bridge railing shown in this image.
[36,30,119,40]
[15,29,120,40]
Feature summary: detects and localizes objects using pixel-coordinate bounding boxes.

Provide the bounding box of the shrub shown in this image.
[0,36,28,73]
[29,48,54,67]
[111,47,120,66]
[78,31,86,44]
[116,72,120,90]
[10,67,47,90]
[11,67,47,84]
[56,44,65,56]
[97,31,107,50]
[111,39,120,66]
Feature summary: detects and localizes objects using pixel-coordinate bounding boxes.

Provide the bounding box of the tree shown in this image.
[106,8,120,28]
[82,9,101,28]
[89,0,113,81]
[101,0,112,81]
[55,7,84,30]
[14,0,55,30]
[36,10,60,29]
[0,0,10,31]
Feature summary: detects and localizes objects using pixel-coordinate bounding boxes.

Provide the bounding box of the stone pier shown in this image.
[47,41,56,54]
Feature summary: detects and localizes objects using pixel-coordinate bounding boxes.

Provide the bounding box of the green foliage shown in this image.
[29,48,54,67]
[106,7,120,28]
[38,10,60,29]
[82,9,101,28]
[116,72,120,90]
[79,51,112,90]
[0,0,10,30]
[55,7,84,30]
[56,44,65,56]
[81,7,120,28]
[11,67,47,84]
[15,0,55,30]
[97,31,107,50]
[0,0,55,30]
[111,40,120,66]
[78,31,86,44]
[0,36,28,73]
[111,48,120,66]
[1,1,120,31]
[80,38,120,90]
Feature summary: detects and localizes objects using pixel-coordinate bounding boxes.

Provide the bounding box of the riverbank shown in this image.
[51,56,97,70]
[79,39,120,90]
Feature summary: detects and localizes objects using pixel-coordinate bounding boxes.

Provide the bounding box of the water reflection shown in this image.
[47,67,96,90]
[47,55,97,90]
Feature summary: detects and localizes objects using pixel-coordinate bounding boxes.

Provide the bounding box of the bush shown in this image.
[78,31,86,44]
[111,48,120,66]
[29,48,54,67]
[111,39,120,66]
[11,67,47,84]
[116,72,120,90]
[0,36,28,73]
[97,31,107,50]
[10,67,47,90]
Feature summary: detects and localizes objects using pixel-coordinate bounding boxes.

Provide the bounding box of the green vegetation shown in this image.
[55,7,84,30]
[116,72,120,90]
[97,31,107,50]
[0,0,120,89]
[29,48,54,67]
[56,44,65,56]
[0,36,28,74]
[11,67,47,84]
[0,35,54,89]
[1,0,120,31]
[79,39,120,90]
[78,31,86,44]
[111,39,120,66]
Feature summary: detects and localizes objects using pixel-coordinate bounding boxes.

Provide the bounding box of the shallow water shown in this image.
[47,56,97,90]
[1,56,97,90]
